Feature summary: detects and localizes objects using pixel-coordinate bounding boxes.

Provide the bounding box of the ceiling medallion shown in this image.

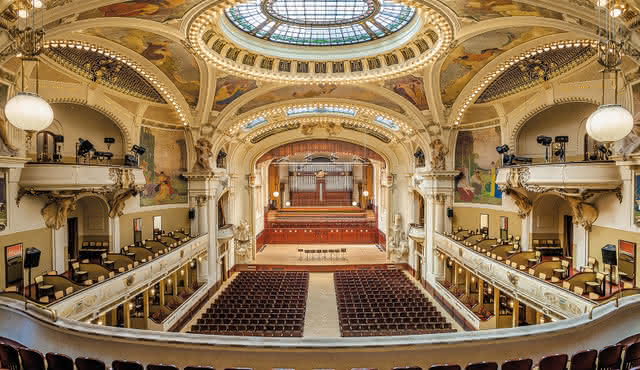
[188,0,453,83]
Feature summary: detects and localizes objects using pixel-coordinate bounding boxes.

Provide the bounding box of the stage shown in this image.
[254,244,387,265]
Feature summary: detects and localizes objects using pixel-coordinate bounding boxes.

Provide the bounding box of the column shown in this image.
[143,289,150,320]
[208,189,219,285]
[123,301,131,329]
[283,183,289,207]
[109,308,117,326]
[573,224,589,270]
[423,193,435,282]
[184,265,190,290]
[493,287,500,318]
[521,214,532,252]
[172,271,178,296]
[452,261,458,286]
[159,280,166,306]
[536,310,544,325]
[197,255,208,284]
[512,299,520,328]
[98,313,106,326]
[477,278,484,308]
[198,197,208,237]
[434,194,445,233]
[52,227,66,273]
[465,270,471,295]
[110,216,121,253]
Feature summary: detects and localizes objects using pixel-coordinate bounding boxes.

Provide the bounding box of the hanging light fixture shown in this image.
[1,0,54,154]
[586,0,633,144]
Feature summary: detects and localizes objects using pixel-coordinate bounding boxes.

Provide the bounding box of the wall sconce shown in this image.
[363,190,369,197]
[128,303,134,310]
[273,191,280,198]
[150,288,155,295]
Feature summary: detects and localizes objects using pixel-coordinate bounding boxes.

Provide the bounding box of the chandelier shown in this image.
[1,0,54,154]
[586,0,633,144]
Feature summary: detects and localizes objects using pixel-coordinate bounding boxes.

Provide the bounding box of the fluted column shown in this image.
[197,196,208,237]
[434,194,445,233]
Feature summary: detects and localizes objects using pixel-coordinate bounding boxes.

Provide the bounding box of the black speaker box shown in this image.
[24,248,41,268]
[447,208,454,218]
[602,244,617,266]
[189,208,196,219]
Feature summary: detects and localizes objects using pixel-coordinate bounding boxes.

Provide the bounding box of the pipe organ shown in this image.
[284,163,358,206]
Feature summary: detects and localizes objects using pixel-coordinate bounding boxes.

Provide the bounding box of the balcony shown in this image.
[496,162,621,191]
[217,224,234,243]
[19,163,145,191]
[408,223,425,243]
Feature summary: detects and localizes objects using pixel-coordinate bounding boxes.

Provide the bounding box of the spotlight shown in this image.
[76,139,94,163]
[131,145,146,155]
[503,154,532,166]
[414,149,424,158]
[553,136,569,162]
[104,137,115,150]
[555,136,569,143]
[496,145,510,154]
[217,150,227,158]
[536,136,553,162]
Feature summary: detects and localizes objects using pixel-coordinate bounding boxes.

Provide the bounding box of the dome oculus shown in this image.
[226,0,415,46]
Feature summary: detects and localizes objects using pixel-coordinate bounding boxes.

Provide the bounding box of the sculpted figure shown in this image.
[565,197,598,231]
[430,139,449,170]
[234,220,251,263]
[109,187,139,218]
[391,231,409,262]
[192,138,213,172]
[41,193,77,230]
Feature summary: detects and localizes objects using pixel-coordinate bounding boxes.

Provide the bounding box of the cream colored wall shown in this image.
[119,207,190,247]
[589,225,640,285]
[68,196,110,242]
[452,207,521,239]
[0,228,52,289]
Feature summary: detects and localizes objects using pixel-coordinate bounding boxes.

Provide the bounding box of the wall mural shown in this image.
[635,173,640,226]
[213,76,258,112]
[439,27,562,107]
[455,127,502,205]
[84,28,201,107]
[77,0,202,23]
[383,75,429,111]
[238,84,405,114]
[446,0,564,21]
[140,126,188,206]
[616,82,640,153]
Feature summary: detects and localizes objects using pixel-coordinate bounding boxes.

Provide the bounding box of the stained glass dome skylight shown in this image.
[226,0,415,46]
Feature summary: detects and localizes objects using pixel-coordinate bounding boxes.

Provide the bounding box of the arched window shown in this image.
[217,150,227,169]
[414,147,425,168]
[36,131,58,162]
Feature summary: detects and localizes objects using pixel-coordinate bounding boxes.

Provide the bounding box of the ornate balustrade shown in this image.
[495,162,621,191]
[408,223,425,243]
[434,233,594,319]
[49,234,209,321]
[19,163,145,190]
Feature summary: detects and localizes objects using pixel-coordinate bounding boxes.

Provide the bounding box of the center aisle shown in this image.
[303,273,341,338]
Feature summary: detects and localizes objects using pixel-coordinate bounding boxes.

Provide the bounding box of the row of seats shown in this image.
[335,270,454,337]
[190,272,309,337]
[1,336,639,370]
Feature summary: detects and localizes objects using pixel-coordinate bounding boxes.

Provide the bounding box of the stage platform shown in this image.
[278,206,363,213]
[254,244,387,265]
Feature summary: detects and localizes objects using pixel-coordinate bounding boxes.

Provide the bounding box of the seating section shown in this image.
[2,335,638,370]
[190,272,308,337]
[334,270,454,337]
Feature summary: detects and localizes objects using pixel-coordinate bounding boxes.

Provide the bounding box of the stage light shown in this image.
[131,145,146,155]
[555,136,569,143]
[77,138,94,157]
[496,145,510,154]
[536,136,552,146]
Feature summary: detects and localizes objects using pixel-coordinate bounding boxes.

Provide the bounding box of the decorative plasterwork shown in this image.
[451,39,598,126]
[43,40,189,126]
[187,1,453,83]
[43,42,166,103]
[476,44,597,103]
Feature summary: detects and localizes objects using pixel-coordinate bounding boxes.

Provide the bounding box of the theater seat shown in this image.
[465,362,497,370]
[430,365,461,370]
[76,357,106,370]
[113,360,144,370]
[597,344,623,370]
[502,358,533,370]
[0,343,19,370]
[148,364,179,370]
[570,350,597,370]
[539,354,568,370]
[185,366,215,370]
[18,348,46,370]
[46,352,74,370]
[623,343,640,370]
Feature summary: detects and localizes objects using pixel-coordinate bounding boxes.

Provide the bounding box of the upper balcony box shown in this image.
[496,162,621,191]
[408,223,425,243]
[217,224,234,243]
[19,163,145,191]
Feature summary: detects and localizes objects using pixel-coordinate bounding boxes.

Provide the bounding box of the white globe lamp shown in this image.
[586,104,634,143]
[285,201,291,207]
[362,190,369,197]
[272,191,279,198]
[352,201,357,206]
[4,92,54,153]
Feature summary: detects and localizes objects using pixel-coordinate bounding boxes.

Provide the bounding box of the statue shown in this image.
[388,213,403,258]
[0,119,17,157]
[390,232,409,262]
[430,138,449,170]
[41,192,78,230]
[109,187,140,218]
[234,220,251,263]
[565,197,598,231]
[502,187,533,219]
[192,138,213,172]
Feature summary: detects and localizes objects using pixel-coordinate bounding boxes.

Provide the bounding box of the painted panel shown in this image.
[635,173,640,226]
[84,28,201,107]
[455,127,502,205]
[77,0,202,23]
[617,83,640,153]
[238,84,405,114]
[213,76,258,112]
[139,126,188,206]
[439,27,561,107]
[383,75,429,111]
[447,0,564,21]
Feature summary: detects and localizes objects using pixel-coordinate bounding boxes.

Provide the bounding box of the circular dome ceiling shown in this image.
[226,0,415,46]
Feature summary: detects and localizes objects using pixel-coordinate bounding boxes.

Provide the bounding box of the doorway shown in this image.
[67,217,78,261]
[564,215,573,257]
[417,254,423,283]
[221,255,228,282]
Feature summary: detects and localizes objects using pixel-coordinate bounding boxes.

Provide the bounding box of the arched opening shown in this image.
[216,149,227,169]
[531,194,573,259]
[67,195,110,264]
[414,147,425,168]
[516,102,598,161]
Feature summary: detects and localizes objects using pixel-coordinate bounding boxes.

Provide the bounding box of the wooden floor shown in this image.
[255,244,387,265]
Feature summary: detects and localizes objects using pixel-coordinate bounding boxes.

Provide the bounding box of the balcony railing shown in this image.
[19,163,145,190]
[408,223,425,243]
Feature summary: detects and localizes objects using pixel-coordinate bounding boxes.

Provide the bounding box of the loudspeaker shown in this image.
[24,248,41,268]
[188,208,195,219]
[602,244,617,266]
[447,208,454,218]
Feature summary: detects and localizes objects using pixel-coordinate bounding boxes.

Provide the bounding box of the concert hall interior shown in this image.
[1,0,640,369]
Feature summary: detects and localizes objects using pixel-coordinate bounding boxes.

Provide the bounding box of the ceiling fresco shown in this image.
[76,0,202,23]
[439,26,563,107]
[383,75,429,111]
[84,27,201,107]
[445,0,564,21]
[238,84,405,115]
[213,76,258,112]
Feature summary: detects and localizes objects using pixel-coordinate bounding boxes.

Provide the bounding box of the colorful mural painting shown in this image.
[77,0,202,23]
[439,27,561,107]
[213,76,258,112]
[384,75,429,111]
[448,0,564,21]
[455,127,502,205]
[238,84,405,114]
[84,28,201,107]
[616,83,640,154]
[635,173,640,226]
[139,126,188,206]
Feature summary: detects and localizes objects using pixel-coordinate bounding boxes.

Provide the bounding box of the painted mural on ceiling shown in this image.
[77,0,202,23]
[383,75,429,111]
[84,28,201,107]
[238,84,405,114]
[439,26,562,107]
[446,0,564,21]
[454,126,502,206]
[213,76,258,112]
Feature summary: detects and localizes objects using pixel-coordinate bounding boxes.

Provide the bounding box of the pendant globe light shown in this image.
[586,0,633,145]
[2,0,54,154]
